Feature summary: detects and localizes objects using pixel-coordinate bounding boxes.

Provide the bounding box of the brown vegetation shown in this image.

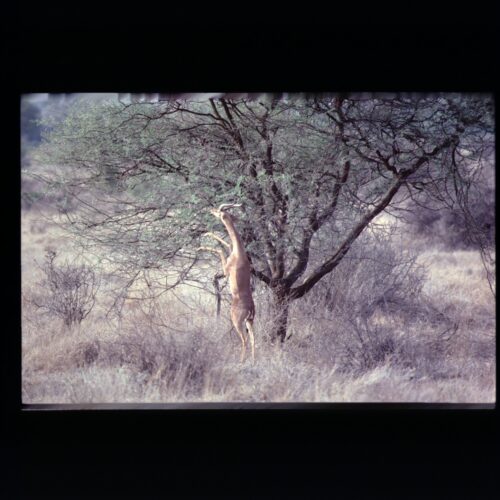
[21,210,495,403]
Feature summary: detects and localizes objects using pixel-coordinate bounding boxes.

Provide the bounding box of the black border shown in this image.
[4,10,499,498]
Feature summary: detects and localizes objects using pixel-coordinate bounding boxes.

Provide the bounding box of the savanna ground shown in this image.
[22,206,495,404]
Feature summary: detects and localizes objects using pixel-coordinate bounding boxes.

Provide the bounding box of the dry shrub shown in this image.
[404,162,495,251]
[285,232,428,373]
[73,340,101,367]
[98,329,208,397]
[315,231,427,320]
[338,318,397,374]
[281,229,495,386]
[90,298,234,399]
[30,250,100,327]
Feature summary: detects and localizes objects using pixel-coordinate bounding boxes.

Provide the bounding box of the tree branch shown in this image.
[283,160,351,288]
[289,176,405,299]
[289,135,455,300]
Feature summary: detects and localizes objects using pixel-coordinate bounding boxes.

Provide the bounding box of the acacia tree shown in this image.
[33,93,494,341]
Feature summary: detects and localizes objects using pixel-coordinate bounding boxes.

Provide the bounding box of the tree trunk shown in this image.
[272,287,291,343]
[213,273,223,318]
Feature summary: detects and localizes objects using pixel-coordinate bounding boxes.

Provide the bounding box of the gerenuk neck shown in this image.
[222,215,246,255]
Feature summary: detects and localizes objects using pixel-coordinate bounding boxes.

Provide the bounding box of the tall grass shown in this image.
[21,211,495,403]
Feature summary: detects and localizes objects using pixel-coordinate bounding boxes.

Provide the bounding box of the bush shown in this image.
[284,231,428,374]
[31,250,100,328]
[405,165,495,250]
[311,231,426,320]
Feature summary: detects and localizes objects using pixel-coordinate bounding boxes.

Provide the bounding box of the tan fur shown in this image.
[206,205,256,362]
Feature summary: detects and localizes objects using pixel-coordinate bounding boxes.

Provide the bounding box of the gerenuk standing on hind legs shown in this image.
[198,203,256,363]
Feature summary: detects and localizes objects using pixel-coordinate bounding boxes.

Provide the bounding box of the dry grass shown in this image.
[21,210,495,404]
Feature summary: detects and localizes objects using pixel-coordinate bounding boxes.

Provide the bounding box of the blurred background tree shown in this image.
[21,98,42,165]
